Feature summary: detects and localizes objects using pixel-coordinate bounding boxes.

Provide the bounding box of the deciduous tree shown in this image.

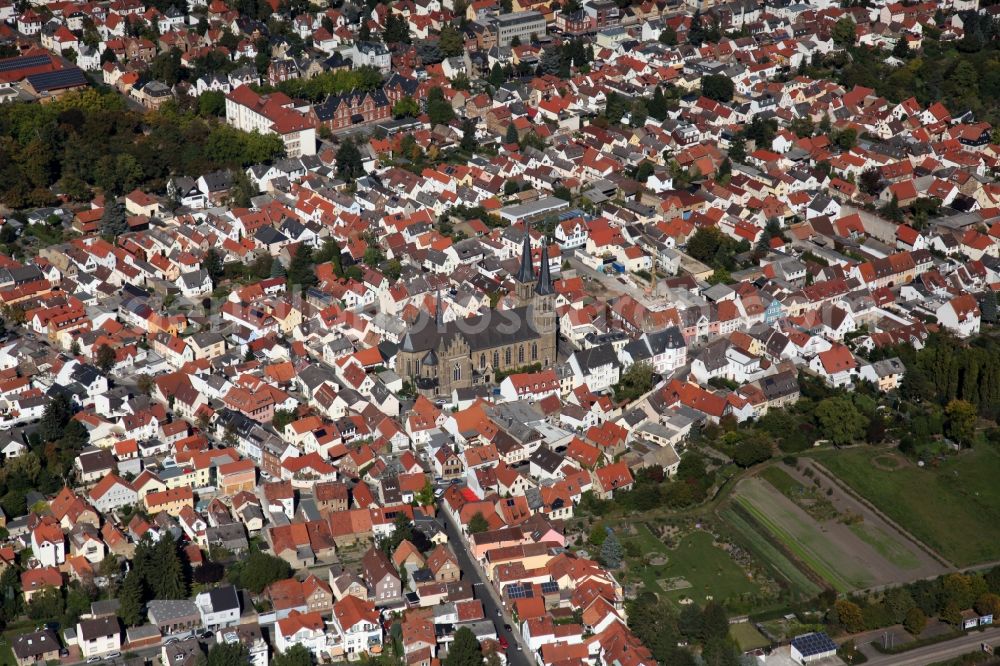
[468,512,489,534]
[903,607,926,635]
[95,344,116,374]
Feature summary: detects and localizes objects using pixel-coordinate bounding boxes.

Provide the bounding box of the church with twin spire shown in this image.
[396,233,558,398]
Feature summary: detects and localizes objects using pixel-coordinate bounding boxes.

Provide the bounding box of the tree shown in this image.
[885,587,916,623]
[488,62,506,88]
[833,599,864,633]
[287,243,318,289]
[716,157,731,183]
[149,47,183,85]
[701,75,734,102]
[600,532,623,569]
[941,601,963,627]
[392,95,420,119]
[204,642,248,666]
[832,18,856,47]
[903,607,926,635]
[136,374,155,396]
[859,167,882,196]
[272,408,297,431]
[613,362,653,403]
[384,14,411,43]
[648,86,668,121]
[732,438,771,468]
[941,573,977,610]
[701,602,730,643]
[504,123,519,144]
[39,394,73,443]
[881,194,904,223]
[632,161,655,183]
[892,36,909,58]
[0,561,22,623]
[27,587,64,621]
[630,100,648,127]
[539,47,563,76]
[678,603,703,640]
[444,628,483,666]
[381,512,415,554]
[833,127,857,150]
[426,87,455,125]
[659,26,677,45]
[100,200,128,238]
[686,226,728,263]
[149,532,187,599]
[336,140,364,180]
[944,399,977,447]
[815,396,866,446]
[460,118,476,152]
[728,134,746,163]
[204,248,224,282]
[439,24,464,56]
[228,168,255,208]
[119,569,145,626]
[272,645,313,666]
[315,238,344,276]
[95,344,116,374]
[228,551,292,594]
[416,480,435,507]
[468,512,489,534]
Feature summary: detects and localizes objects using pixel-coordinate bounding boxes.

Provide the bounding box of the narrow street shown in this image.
[437,500,533,666]
[860,626,1000,665]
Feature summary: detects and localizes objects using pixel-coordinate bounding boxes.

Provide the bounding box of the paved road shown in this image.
[861,627,1000,666]
[438,500,533,666]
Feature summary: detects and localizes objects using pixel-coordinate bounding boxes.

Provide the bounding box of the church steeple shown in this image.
[515,230,534,283]
[535,239,553,296]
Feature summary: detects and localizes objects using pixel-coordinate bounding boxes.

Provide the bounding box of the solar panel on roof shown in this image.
[0,54,51,73]
[26,68,87,91]
[540,581,559,594]
[791,632,837,657]
[506,584,533,600]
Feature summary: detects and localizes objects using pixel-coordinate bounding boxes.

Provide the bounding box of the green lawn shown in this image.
[623,526,762,607]
[734,478,873,592]
[760,466,802,496]
[718,506,823,599]
[759,466,839,522]
[815,446,1000,566]
[730,622,770,651]
[0,637,13,666]
[848,523,921,571]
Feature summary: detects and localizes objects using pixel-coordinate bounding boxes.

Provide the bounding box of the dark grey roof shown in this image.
[645,326,685,353]
[515,233,534,283]
[77,616,120,641]
[401,306,546,354]
[255,226,288,245]
[11,630,58,659]
[571,344,619,373]
[535,241,553,296]
[529,446,564,474]
[760,370,798,401]
[207,585,240,612]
